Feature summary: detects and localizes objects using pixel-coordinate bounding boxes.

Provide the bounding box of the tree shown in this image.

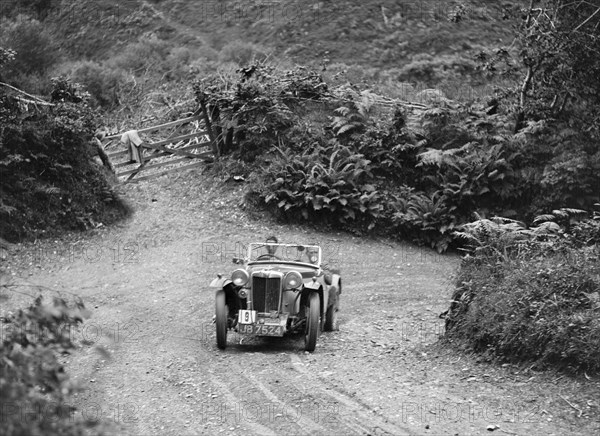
[516,0,600,134]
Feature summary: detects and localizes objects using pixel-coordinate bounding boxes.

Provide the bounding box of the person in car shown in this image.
[258,235,281,260]
[266,236,278,255]
[305,247,319,264]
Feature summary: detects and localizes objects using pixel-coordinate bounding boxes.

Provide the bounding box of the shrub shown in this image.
[110,36,171,73]
[444,214,600,372]
[194,63,328,160]
[446,246,600,372]
[569,219,600,247]
[0,16,59,78]
[540,151,600,209]
[59,61,126,108]
[0,79,130,242]
[391,191,458,253]
[256,143,384,230]
[0,47,16,69]
[195,61,599,252]
[1,294,91,435]
[397,54,480,86]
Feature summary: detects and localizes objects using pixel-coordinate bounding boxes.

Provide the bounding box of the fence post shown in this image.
[198,97,220,157]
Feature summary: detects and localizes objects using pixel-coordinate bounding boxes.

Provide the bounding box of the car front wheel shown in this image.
[215,290,228,350]
[304,292,320,352]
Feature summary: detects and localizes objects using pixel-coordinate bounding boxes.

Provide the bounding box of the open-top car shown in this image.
[209,242,342,352]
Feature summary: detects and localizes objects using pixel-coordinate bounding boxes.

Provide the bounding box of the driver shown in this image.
[265,236,279,258]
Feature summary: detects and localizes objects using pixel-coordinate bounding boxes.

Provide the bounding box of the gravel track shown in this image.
[3,171,598,435]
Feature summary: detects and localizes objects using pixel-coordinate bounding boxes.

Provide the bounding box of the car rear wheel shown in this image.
[215,290,228,350]
[304,292,320,352]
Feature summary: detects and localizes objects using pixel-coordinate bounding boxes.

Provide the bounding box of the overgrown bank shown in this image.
[0,76,130,243]
[444,212,600,372]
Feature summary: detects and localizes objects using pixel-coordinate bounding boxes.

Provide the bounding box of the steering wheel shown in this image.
[256,253,279,260]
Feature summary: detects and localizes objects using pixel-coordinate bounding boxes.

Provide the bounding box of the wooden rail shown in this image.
[102,112,213,183]
[104,114,203,140]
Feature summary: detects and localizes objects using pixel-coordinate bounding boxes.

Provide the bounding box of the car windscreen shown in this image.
[248,243,321,265]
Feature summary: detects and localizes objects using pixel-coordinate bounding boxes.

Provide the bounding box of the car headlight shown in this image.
[231,269,249,287]
[284,271,302,290]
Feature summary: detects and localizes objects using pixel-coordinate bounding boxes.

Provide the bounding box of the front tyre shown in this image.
[215,290,228,350]
[304,292,320,352]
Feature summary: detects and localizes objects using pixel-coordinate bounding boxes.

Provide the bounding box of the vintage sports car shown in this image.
[209,242,342,352]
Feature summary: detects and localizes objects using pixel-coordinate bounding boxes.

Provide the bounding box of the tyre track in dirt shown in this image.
[197,306,408,434]
[201,318,411,436]
[196,323,341,435]
[240,372,330,435]
[206,374,279,436]
[288,354,410,435]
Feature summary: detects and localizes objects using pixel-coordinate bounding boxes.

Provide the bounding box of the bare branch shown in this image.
[573,6,600,32]
[0,82,55,106]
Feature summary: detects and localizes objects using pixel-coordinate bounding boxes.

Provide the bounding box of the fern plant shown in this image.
[260,143,383,230]
[453,214,535,261]
[417,141,519,217]
[392,191,458,252]
[532,207,588,228]
[331,90,377,137]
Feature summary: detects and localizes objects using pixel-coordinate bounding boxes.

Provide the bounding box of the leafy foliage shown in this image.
[517,0,600,132]
[0,79,130,242]
[57,61,125,108]
[50,76,90,104]
[257,143,384,229]
[331,90,377,136]
[0,15,59,91]
[444,212,600,372]
[0,47,16,69]
[1,294,92,435]
[194,63,330,160]
[197,61,599,250]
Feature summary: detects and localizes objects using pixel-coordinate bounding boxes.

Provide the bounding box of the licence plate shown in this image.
[238,323,284,337]
[238,310,256,324]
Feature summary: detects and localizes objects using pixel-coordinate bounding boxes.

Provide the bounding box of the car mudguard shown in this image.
[303,280,321,291]
[209,277,232,289]
[301,283,324,314]
[331,274,340,286]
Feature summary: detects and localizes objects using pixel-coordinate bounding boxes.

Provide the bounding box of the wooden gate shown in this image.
[101,112,214,183]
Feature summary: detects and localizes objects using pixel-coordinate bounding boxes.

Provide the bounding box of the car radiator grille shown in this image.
[252,277,281,313]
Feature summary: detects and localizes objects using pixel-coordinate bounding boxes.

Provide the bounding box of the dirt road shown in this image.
[4,171,598,435]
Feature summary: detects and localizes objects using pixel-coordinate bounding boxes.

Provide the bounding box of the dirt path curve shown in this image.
[4,172,598,435]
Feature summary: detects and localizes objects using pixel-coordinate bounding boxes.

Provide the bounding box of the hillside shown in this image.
[34,1,513,63]
[2,0,516,96]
